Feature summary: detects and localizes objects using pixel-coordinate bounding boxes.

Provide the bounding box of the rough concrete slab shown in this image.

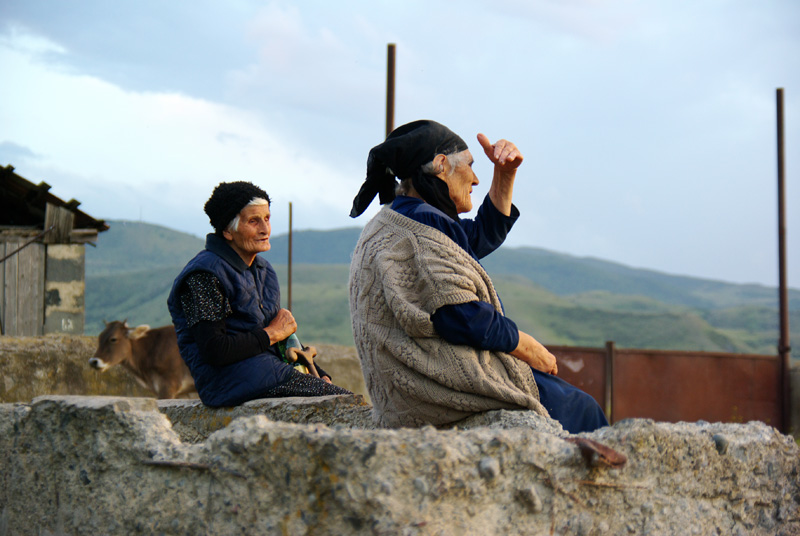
[159,394,374,442]
[1,395,798,535]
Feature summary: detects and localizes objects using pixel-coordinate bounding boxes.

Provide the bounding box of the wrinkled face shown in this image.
[441,150,478,214]
[223,203,271,265]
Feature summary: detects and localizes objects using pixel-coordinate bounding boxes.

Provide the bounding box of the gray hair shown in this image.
[226,197,269,233]
[396,150,470,195]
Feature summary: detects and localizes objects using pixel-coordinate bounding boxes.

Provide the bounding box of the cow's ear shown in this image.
[129,325,151,340]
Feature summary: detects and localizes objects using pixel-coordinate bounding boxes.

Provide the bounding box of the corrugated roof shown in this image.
[0,164,109,232]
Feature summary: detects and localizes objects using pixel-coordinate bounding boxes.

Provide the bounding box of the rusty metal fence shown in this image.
[550,343,784,432]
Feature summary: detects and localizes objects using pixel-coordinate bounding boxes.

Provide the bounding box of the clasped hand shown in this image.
[264,308,297,345]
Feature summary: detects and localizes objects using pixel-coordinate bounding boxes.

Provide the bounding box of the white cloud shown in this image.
[0,31,357,236]
[1,1,798,286]
[227,3,383,121]
[0,24,66,55]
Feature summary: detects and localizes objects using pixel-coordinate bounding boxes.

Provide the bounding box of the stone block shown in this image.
[159,394,374,442]
[1,395,798,535]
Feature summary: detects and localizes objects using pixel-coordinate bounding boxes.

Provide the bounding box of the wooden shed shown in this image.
[0,165,109,336]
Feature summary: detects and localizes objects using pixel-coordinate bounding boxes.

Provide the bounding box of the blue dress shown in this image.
[391,195,608,434]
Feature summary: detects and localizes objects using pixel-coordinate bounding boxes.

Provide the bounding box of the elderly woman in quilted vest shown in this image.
[348,120,607,433]
[168,181,351,407]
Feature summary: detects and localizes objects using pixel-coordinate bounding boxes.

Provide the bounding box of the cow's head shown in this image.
[89,320,150,371]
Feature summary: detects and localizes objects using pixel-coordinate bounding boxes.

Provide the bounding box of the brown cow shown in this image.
[90,321,196,399]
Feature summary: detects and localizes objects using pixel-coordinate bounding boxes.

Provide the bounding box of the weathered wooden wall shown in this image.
[1,233,86,336]
[1,232,46,336]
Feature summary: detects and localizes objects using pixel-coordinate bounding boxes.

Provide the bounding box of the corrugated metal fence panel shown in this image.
[549,345,607,411]
[548,345,782,428]
[611,349,780,427]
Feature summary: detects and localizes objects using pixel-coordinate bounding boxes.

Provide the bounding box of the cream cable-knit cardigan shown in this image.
[349,206,548,428]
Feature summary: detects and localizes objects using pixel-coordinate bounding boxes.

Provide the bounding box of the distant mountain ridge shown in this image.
[84,220,798,354]
[481,248,789,311]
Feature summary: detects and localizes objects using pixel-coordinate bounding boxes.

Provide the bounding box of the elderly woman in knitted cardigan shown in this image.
[349,120,607,433]
[168,181,351,407]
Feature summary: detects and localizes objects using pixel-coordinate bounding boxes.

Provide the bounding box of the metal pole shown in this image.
[605,340,615,423]
[776,88,791,433]
[386,43,396,138]
[288,201,293,313]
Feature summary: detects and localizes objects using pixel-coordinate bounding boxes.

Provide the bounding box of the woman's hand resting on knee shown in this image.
[510,331,558,375]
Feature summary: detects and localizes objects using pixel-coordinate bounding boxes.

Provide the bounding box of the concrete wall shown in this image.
[0,395,798,536]
[0,335,369,403]
[43,244,85,335]
[1,335,798,534]
[0,334,154,402]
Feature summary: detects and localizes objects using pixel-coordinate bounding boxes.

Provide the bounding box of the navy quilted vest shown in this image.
[167,234,291,406]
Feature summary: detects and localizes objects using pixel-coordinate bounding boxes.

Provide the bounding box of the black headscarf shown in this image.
[204,181,270,234]
[349,120,468,221]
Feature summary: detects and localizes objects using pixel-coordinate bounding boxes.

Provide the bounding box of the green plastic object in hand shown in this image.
[277,333,302,361]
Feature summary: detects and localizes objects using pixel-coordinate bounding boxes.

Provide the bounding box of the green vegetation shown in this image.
[85,263,355,345]
[84,220,798,355]
[85,220,203,276]
[86,265,182,333]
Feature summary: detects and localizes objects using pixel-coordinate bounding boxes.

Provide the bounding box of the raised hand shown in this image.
[477,133,524,172]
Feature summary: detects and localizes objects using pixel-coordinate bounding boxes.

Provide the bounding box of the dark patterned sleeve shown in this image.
[178,271,271,366]
[179,272,232,327]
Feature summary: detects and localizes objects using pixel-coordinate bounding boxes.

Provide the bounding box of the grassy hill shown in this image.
[267,227,364,265]
[481,247,790,310]
[84,220,798,354]
[492,277,753,352]
[85,220,204,276]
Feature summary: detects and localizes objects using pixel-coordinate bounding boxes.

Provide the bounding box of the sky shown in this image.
[0,0,798,288]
